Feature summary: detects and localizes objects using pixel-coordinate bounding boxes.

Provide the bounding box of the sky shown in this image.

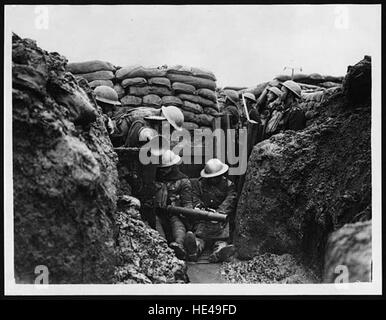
[5,5,381,88]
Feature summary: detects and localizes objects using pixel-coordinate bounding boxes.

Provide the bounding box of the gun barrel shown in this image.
[166,206,227,222]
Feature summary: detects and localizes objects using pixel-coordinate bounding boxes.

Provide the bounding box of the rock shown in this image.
[13,33,119,284]
[234,58,371,277]
[323,221,372,283]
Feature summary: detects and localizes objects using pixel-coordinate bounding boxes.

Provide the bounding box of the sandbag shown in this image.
[121,77,147,88]
[203,106,221,116]
[128,86,172,97]
[223,86,248,91]
[292,73,310,82]
[167,74,216,90]
[121,95,142,107]
[116,65,167,80]
[178,94,215,108]
[273,74,291,82]
[172,82,196,94]
[182,122,199,131]
[76,70,115,82]
[324,75,344,83]
[167,65,193,76]
[142,94,162,108]
[180,112,214,127]
[301,91,325,102]
[148,77,171,89]
[319,81,341,88]
[242,81,270,98]
[113,83,125,99]
[191,67,217,81]
[161,96,183,107]
[197,88,217,102]
[196,114,214,127]
[181,110,197,123]
[113,106,135,119]
[67,60,115,74]
[88,79,114,89]
[180,100,203,114]
[309,73,325,81]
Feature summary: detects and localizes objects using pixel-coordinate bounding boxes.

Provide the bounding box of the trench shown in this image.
[13,32,372,284]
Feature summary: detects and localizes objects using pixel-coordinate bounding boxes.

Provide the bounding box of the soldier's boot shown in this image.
[184,231,205,262]
[208,241,235,263]
[169,215,186,260]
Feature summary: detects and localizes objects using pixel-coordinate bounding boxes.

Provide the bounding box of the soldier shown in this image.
[264,81,306,137]
[186,159,237,262]
[111,103,184,148]
[222,90,241,129]
[278,80,306,131]
[94,85,121,135]
[154,150,193,260]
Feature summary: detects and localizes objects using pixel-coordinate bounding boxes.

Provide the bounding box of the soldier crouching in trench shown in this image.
[186,158,237,263]
[154,150,194,260]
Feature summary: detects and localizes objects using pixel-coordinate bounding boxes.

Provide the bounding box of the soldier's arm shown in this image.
[190,179,205,209]
[216,180,238,216]
[179,178,193,209]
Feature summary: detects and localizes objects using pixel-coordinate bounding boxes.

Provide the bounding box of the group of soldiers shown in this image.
[92,79,306,263]
[222,79,306,140]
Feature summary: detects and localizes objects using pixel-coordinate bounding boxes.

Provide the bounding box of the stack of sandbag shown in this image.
[274,73,344,87]
[114,64,220,130]
[66,60,116,89]
[167,65,220,129]
[115,65,170,109]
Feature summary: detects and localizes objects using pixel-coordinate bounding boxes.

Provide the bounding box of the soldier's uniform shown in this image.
[187,168,237,262]
[154,163,193,260]
[190,176,237,240]
[110,107,160,147]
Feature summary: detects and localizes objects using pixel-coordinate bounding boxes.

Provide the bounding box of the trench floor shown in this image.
[186,250,227,283]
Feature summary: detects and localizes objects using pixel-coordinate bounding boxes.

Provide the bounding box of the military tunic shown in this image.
[190,176,237,240]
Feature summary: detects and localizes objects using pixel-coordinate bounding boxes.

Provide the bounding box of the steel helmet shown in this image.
[243,92,256,102]
[267,86,283,98]
[159,150,182,168]
[224,90,239,105]
[138,127,158,143]
[200,158,229,178]
[161,106,184,131]
[281,80,302,99]
[94,85,121,105]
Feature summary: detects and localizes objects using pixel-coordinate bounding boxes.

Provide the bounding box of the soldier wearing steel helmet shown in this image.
[264,80,306,137]
[94,86,184,148]
[186,158,237,263]
[277,80,306,131]
[111,104,184,148]
[154,150,193,260]
[93,85,121,135]
[222,89,241,129]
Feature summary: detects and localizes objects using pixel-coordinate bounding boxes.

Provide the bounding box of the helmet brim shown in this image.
[158,154,182,167]
[96,96,121,106]
[200,163,229,178]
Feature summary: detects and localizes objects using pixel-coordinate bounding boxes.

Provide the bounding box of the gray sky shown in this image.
[6,5,381,87]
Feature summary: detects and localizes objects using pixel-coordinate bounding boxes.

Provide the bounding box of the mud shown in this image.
[12,34,187,284]
[13,33,118,283]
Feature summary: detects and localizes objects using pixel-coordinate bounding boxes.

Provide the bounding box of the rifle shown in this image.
[165,205,227,222]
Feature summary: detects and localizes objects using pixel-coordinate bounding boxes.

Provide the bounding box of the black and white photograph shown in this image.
[3,4,382,296]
